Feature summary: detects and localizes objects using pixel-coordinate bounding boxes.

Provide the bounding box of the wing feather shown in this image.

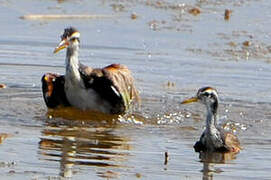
[103,64,140,111]
[78,63,139,114]
[223,132,242,153]
[41,73,70,108]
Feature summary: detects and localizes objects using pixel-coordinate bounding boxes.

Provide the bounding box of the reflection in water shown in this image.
[39,114,131,178]
[199,152,238,180]
[46,107,119,121]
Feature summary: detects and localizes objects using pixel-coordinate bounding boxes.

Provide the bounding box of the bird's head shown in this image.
[181,87,219,109]
[54,27,80,54]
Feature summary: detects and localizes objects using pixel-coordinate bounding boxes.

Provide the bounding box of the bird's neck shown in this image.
[205,101,218,133]
[65,46,80,77]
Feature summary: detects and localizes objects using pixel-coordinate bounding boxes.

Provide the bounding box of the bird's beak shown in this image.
[53,39,69,54]
[181,97,198,104]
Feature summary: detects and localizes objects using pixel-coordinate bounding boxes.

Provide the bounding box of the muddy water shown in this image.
[0,0,271,179]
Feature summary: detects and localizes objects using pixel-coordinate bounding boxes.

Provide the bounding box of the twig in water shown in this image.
[164,151,169,165]
[20,14,114,20]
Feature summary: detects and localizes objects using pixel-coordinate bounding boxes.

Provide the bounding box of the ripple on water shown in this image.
[1,0,271,179]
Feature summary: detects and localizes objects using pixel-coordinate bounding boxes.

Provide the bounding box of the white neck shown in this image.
[205,105,217,133]
[65,46,80,79]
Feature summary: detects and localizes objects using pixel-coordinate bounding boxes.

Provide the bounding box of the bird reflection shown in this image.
[199,152,237,180]
[39,116,131,178]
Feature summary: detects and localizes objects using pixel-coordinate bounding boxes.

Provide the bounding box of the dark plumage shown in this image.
[41,73,70,108]
[182,87,241,153]
[61,27,78,40]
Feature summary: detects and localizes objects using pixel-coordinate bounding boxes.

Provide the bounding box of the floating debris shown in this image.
[167,81,175,87]
[135,173,142,178]
[148,20,159,31]
[164,151,169,165]
[131,13,138,20]
[224,9,232,20]
[0,161,17,168]
[228,41,237,47]
[188,8,201,16]
[0,84,6,89]
[20,14,114,20]
[111,4,125,12]
[0,133,11,144]
[243,40,251,47]
[97,170,120,178]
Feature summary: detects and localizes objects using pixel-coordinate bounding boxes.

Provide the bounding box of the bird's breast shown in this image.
[64,79,112,113]
[202,129,224,151]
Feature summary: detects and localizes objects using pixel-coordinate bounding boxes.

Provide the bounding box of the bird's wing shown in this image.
[223,132,242,153]
[41,73,70,108]
[219,128,242,153]
[103,64,140,110]
[79,63,93,76]
[79,63,139,114]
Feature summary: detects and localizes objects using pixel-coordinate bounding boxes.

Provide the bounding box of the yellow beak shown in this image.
[181,97,198,104]
[53,39,69,54]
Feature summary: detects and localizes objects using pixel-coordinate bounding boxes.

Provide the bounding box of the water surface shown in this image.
[0,0,271,179]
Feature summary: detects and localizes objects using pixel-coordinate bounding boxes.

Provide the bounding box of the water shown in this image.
[0,0,271,179]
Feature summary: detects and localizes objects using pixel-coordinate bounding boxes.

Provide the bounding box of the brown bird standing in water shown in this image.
[42,27,139,114]
[181,87,241,153]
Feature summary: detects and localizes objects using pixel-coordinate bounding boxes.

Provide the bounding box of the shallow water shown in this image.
[0,0,271,179]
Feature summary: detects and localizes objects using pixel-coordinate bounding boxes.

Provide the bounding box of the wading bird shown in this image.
[181,87,241,153]
[42,27,139,114]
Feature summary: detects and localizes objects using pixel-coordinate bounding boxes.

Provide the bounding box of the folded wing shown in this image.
[79,64,139,114]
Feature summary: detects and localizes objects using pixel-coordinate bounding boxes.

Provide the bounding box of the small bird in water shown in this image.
[181,87,241,153]
[42,27,139,114]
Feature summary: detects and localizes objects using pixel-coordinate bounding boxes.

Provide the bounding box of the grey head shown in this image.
[181,86,219,114]
[54,27,81,54]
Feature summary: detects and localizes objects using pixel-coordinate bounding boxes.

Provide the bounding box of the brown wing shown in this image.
[223,132,242,153]
[104,64,140,109]
[79,63,139,114]
[79,63,93,75]
[41,73,70,108]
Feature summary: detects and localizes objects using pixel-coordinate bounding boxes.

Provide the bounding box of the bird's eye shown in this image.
[203,92,216,99]
[202,92,209,97]
[70,37,80,43]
